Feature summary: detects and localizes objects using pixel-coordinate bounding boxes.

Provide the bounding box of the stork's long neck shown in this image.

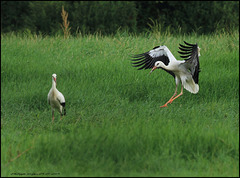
[156,46,177,70]
[160,47,183,71]
[52,79,57,90]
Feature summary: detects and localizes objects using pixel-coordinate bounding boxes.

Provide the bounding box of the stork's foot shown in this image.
[160,99,174,108]
[160,104,168,108]
[160,92,183,108]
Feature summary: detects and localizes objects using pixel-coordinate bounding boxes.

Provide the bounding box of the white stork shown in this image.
[131,41,201,108]
[47,73,66,122]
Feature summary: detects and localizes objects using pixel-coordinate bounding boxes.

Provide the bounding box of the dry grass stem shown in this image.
[61,6,71,39]
[4,146,33,167]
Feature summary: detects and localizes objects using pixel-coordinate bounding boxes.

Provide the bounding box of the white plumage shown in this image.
[131,41,200,108]
[47,73,66,122]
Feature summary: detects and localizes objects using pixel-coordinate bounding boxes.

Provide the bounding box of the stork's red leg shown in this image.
[169,85,183,104]
[160,85,183,108]
[160,85,178,108]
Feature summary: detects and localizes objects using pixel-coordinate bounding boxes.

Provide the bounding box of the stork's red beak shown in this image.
[53,77,56,83]
[149,66,157,74]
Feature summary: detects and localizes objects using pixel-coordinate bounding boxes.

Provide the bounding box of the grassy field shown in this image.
[1,31,239,177]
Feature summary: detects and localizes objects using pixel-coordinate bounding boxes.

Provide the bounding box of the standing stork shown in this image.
[131,41,201,108]
[47,73,66,122]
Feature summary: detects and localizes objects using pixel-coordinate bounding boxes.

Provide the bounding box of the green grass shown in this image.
[1,31,239,177]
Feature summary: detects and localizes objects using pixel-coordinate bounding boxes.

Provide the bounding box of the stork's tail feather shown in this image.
[181,76,199,94]
[63,108,66,115]
[184,83,199,94]
[60,102,66,115]
[60,108,66,116]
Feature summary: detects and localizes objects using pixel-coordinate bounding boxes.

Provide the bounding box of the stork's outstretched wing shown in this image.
[131,46,171,70]
[178,41,200,84]
[131,46,176,77]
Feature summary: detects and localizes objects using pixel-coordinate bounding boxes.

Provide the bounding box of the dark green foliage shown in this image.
[137,1,239,34]
[1,1,239,35]
[1,1,32,33]
[1,1,66,35]
[28,1,65,35]
[67,1,137,35]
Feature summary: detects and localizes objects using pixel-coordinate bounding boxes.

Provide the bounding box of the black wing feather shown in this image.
[130,47,175,78]
[179,44,192,49]
[131,51,170,70]
[131,52,157,70]
[184,41,195,46]
[178,51,191,55]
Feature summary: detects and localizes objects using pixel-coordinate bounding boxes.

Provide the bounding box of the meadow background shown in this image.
[1,1,239,177]
[1,30,239,177]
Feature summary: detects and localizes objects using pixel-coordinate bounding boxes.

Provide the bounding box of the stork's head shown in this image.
[149,61,162,75]
[52,73,57,82]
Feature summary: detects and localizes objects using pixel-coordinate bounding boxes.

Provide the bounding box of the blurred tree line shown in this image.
[1,1,239,36]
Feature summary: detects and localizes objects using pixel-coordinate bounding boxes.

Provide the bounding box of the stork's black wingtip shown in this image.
[184,41,195,46]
